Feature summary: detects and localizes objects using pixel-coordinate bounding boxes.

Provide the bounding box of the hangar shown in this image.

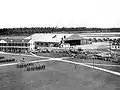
[63,34,89,47]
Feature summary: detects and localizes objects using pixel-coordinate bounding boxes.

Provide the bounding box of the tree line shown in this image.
[0,27,120,36]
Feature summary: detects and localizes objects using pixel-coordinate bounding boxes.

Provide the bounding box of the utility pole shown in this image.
[93,55,95,70]
[92,54,95,71]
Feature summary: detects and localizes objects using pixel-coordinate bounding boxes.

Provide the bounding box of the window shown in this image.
[41,43,43,45]
[118,46,120,49]
[18,43,21,46]
[15,43,17,46]
[54,44,59,47]
[12,43,14,46]
[21,43,24,46]
[8,43,11,46]
[45,43,48,46]
[25,43,28,47]
[5,43,6,46]
[2,43,5,46]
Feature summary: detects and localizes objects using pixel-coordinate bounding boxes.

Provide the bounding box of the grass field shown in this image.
[0,53,120,90]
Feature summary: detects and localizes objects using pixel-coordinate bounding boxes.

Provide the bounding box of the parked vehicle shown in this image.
[110,53,120,64]
[94,52,112,61]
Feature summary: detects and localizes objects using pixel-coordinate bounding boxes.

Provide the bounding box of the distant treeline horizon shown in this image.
[0,27,120,36]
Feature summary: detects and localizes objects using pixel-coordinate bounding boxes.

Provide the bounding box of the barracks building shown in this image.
[0,38,35,53]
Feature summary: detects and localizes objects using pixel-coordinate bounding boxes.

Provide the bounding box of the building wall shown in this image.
[0,39,33,53]
[0,42,30,53]
[64,39,88,46]
[28,40,35,51]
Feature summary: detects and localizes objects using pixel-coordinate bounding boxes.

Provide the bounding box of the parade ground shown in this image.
[0,52,120,90]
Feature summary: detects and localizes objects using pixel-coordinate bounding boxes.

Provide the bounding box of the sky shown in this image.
[0,0,120,28]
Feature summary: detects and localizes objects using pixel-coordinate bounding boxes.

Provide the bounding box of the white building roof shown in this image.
[25,33,120,43]
[65,34,85,41]
[25,33,73,42]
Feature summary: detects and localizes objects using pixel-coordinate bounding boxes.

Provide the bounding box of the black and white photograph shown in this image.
[0,0,120,90]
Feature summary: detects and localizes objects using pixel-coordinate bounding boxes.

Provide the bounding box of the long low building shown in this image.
[0,39,35,53]
[25,33,73,49]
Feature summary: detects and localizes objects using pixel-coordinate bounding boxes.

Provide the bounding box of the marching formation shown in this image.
[16,58,46,72]
[0,56,16,63]
[16,62,35,68]
[0,56,46,72]
[26,64,46,71]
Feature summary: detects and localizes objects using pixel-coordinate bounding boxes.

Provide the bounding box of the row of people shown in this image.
[16,60,46,71]
[26,64,46,71]
[16,62,35,68]
[0,58,15,63]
